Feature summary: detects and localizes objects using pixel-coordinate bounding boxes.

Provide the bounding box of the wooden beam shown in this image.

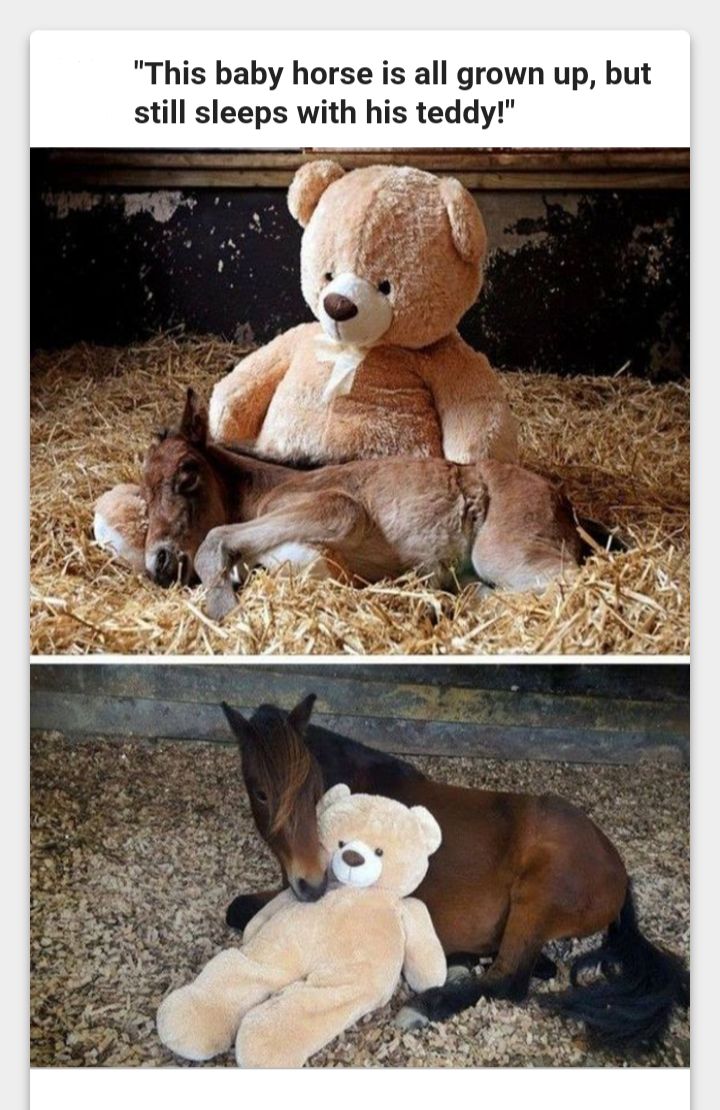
[29,692,688,765]
[37,147,690,191]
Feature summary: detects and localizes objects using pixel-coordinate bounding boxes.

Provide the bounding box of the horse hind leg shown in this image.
[396,893,549,1029]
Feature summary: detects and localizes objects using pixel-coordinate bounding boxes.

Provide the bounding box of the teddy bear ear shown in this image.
[288,160,346,227]
[316,782,351,818]
[439,177,487,266]
[411,806,442,856]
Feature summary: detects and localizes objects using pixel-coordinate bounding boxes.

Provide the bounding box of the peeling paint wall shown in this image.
[31,183,689,380]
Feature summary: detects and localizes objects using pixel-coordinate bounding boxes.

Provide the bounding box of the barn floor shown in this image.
[30,731,690,1068]
[30,336,689,655]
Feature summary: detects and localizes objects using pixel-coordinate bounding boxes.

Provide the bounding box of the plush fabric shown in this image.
[211,162,517,464]
[156,787,446,1068]
[95,162,517,570]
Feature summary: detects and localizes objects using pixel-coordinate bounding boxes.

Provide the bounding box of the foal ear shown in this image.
[179,387,209,445]
[220,702,256,747]
[287,693,317,735]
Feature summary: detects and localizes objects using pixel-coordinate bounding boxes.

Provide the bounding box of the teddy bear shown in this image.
[94,161,516,572]
[156,784,446,1068]
[209,161,517,464]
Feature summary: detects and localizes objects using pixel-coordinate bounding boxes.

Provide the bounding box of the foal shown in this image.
[136,390,583,619]
[223,695,688,1053]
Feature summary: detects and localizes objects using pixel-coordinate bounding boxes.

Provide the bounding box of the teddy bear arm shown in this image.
[242,888,297,942]
[400,898,447,993]
[209,325,307,444]
[419,343,519,465]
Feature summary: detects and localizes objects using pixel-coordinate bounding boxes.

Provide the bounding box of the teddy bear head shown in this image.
[288,161,487,351]
[316,784,442,898]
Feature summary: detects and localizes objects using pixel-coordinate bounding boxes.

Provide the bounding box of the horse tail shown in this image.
[542,885,689,1052]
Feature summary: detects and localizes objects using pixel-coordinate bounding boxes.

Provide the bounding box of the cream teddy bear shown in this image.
[210,161,517,465]
[95,162,517,572]
[156,785,446,1068]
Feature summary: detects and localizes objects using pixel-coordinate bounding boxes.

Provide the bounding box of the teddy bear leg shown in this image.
[93,483,148,574]
[157,949,288,1062]
[236,976,372,1069]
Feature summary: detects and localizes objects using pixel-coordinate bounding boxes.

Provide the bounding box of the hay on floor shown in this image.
[30,335,689,655]
[30,732,690,1068]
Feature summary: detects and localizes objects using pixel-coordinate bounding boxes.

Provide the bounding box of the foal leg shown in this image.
[470,463,582,592]
[226,888,284,931]
[195,492,368,620]
[396,890,548,1028]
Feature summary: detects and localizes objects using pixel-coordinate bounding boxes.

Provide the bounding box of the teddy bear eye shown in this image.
[338,840,345,848]
[375,848,383,857]
[378,280,391,295]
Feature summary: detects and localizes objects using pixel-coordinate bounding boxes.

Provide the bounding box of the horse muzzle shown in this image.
[290,872,328,903]
[147,543,194,588]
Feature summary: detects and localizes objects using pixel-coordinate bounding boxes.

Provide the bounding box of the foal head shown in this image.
[222,694,328,901]
[142,389,229,586]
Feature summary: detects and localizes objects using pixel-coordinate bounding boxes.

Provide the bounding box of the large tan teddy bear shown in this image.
[156,785,446,1068]
[210,161,517,464]
[94,162,517,572]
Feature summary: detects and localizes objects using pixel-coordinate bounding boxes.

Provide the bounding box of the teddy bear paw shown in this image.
[157,986,236,1061]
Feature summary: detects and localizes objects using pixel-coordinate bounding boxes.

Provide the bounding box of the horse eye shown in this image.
[338,841,345,849]
[255,789,268,804]
[378,280,391,295]
[174,461,201,496]
[324,271,333,282]
[375,848,383,857]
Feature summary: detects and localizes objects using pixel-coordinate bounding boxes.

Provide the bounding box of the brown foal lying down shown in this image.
[108,390,584,621]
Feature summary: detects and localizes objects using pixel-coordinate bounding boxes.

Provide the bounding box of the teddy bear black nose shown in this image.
[341,849,365,867]
[323,293,358,322]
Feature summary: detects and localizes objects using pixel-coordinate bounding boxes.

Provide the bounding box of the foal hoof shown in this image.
[226,894,269,931]
[446,963,473,983]
[395,1004,428,1032]
[205,582,237,622]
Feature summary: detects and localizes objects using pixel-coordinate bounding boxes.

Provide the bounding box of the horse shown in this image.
[221,694,689,1053]
[138,389,585,620]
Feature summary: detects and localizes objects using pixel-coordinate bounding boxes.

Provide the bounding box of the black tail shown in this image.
[542,886,689,1052]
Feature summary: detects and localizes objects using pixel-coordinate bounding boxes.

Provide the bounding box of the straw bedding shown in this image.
[30,731,690,1068]
[30,335,689,655]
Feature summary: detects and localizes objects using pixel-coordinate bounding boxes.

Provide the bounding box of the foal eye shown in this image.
[324,271,333,282]
[338,841,345,849]
[378,280,391,295]
[375,848,384,857]
[255,790,268,804]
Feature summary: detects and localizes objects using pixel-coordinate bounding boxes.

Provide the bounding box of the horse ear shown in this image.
[317,783,351,818]
[411,806,442,856]
[179,387,208,445]
[287,693,316,735]
[220,702,255,747]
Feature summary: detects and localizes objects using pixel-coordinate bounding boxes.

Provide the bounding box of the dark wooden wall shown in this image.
[30,149,689,380]
[30,664,689,765]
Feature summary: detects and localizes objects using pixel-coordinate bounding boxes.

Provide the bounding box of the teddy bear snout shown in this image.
[341,848,365,867]
[323,293,358,322]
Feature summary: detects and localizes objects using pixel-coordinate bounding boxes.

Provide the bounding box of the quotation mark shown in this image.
[134,60,144,70]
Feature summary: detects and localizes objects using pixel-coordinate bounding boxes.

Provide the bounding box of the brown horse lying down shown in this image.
[106,390,584,621]
[221,695,688,1053]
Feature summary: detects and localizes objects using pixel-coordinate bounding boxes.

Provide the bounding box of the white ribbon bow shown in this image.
[315,335,368,402]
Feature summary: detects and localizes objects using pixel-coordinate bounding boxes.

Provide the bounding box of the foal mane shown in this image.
[250,705,321,836]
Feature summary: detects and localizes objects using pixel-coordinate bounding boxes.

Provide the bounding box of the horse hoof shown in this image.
[395,1005,428,1032]
[446,964,473,983]
[205,583,236,622]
